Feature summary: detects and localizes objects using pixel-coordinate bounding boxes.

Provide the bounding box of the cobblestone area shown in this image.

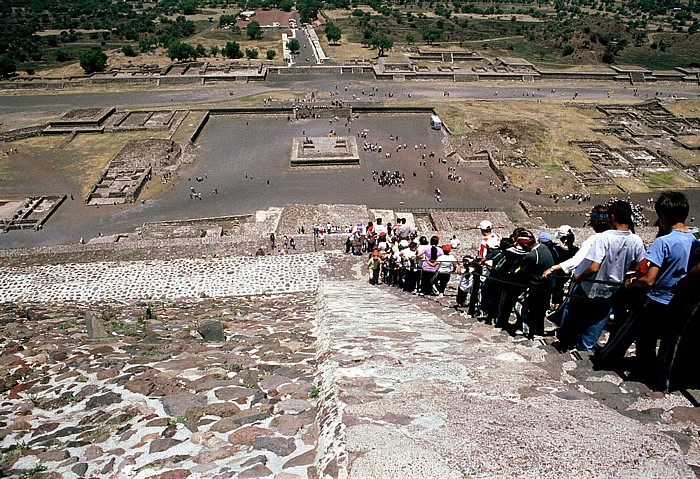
[0,253,327,303]
[0,295,319,479]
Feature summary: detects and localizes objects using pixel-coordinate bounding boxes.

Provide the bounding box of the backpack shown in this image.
[488,248,508,273]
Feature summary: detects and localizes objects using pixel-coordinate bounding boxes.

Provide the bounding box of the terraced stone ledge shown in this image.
[0,295,321,479]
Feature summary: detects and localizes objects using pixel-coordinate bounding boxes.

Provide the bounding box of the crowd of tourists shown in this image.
[350,192,699,392]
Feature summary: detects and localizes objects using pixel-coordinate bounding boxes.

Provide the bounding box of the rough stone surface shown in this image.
[253,436,297,457]
[85,310,108,339]
[313,280,698,479]
[197,321,225,342]
[0,218,697,479]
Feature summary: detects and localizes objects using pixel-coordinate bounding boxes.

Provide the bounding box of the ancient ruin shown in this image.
[86,139,181,205]
[0,196,65,232]
[290,136,360,167]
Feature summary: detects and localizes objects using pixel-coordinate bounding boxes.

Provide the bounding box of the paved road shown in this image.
[1,76,698,119]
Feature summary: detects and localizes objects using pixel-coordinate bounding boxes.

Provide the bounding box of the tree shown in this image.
[180,0,197,15]
[0,55,16,78]
[122,44,137,57]
[79,47,107,73]
[369,35,393,56]
[287,38,300,54]
[406,34,415,44]
[279,0,294,12]
[562,44,575,56]
[245,48,258,59]
[266,49,276,60]
[211,45,220,57]
[168,41,196,61]
[219,14,237,27]
[325,21,342,44]
[297,0,321,23]
[56,49,71,62]
[195,44,207,58]
[139,38,153,53]
[246,20,262,40]
[224,41,244,59]
[422,28,441,45]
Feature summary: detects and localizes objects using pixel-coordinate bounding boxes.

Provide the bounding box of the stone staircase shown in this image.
[313,279,697,479]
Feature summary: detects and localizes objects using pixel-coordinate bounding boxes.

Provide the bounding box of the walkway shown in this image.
[314,280,696,478]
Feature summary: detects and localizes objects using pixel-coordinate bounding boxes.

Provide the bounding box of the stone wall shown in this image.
[0,125,46,142]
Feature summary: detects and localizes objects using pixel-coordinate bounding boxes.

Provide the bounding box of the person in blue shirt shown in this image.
[612,191,697,387]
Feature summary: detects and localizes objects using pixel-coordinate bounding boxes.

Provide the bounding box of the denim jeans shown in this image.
[558,286,613,351]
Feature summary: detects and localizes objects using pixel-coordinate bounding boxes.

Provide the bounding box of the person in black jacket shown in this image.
[494,228,528,330]
[510,229,555,338]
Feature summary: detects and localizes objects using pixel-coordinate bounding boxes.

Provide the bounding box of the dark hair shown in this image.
[510,227,525,241]
[609,200,634,232]
[655,191,689,225]
[419,236,428,245]
[589,205,611,233]
[561,232,576,248]
[500,237,514,249]
[429,235,440,260]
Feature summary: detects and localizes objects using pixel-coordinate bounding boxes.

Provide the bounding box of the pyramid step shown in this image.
[313,279,694,479]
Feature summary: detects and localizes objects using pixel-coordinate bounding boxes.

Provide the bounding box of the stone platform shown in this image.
[290,137,359,168]
[0,241,698,479]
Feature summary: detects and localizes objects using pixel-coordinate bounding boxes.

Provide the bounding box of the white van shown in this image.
[430,115,442,130]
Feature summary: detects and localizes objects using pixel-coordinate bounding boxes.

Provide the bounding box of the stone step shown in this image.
[0,252,328,302]
[313,279,696,479]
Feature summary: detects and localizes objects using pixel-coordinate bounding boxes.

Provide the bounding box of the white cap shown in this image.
[556,225,572,238]
[399,240,409,248]
[479,220,492,230]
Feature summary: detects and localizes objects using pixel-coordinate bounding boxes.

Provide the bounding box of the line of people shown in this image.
[468,193,699,391]
[352,192,699,392]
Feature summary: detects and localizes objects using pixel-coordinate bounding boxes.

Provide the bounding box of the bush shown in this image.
[562,44,575,56]
[79,47,107,73]
[224,41,244,59]
[122,45,137,57]
[266,49,276,60]
[245,48,258,59]
[0,56,17,78]
[168,41,196,61]
[56,49,71,62]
